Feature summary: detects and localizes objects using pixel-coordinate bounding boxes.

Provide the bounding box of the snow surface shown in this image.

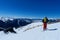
[0,22,60,40]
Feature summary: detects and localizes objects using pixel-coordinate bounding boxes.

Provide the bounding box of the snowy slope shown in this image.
[0,22,60,40]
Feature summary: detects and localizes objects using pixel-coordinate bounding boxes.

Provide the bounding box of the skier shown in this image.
[42,17,49,31]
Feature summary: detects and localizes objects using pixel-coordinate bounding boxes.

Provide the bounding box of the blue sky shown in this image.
[0,0,60,18]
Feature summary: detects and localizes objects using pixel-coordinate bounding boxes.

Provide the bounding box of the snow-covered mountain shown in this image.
[0,17,33,33]
[0,17,60,23]
[0,22,60,40]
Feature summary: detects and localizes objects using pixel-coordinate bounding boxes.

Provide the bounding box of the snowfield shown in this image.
[0,22,60,40]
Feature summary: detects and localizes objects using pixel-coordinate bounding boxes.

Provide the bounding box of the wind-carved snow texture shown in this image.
[0,22,59,40]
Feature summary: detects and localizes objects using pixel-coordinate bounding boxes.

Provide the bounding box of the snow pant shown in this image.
[43,22,47,30]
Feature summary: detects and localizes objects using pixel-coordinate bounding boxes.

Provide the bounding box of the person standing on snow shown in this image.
[42,17,49,31]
